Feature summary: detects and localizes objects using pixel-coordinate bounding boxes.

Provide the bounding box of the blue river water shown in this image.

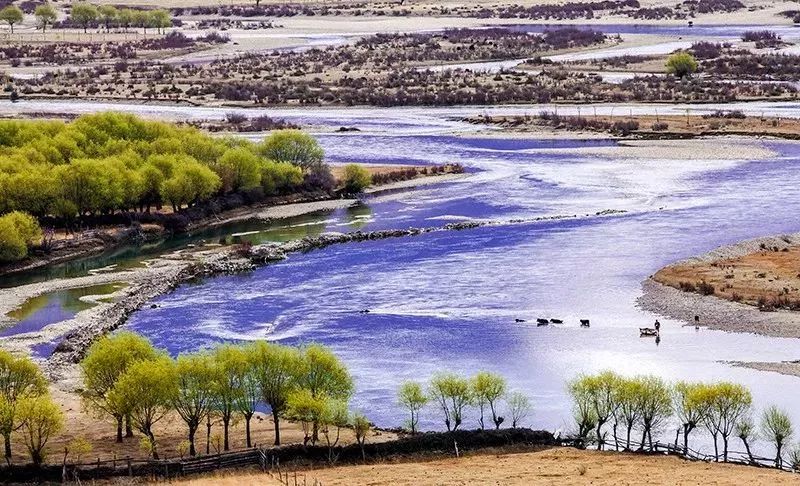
[123,130,800,454]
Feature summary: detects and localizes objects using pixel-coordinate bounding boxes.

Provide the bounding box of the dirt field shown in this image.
[176,447,800,485]
[653,239,800,309]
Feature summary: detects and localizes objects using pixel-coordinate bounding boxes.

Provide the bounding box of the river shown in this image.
[4,100,800,457]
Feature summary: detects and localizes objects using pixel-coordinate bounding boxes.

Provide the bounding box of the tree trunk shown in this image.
[626,426,632,451]
[223,416,230,451]
[712,434,719,462]
[189,425,197,457]
[777,443,783,468]
[245,414,252,448]
[722,435,729,462]
[272,410,281,446]
[148,431,159,460]
[596,420,605,450]
[206,417,211,455]
[639,428,647,450]
[125,415,133,438]
[116,416,124,443]
[3,433,11,466]
[742,437,753,463]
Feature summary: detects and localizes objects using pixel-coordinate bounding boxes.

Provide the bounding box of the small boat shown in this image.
[515,318,526,323]
[580,319,590,327]
[639,327,658,337]
[549,318,563,324]
[536,318,549,326]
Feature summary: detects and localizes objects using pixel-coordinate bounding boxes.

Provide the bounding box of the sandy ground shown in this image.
[639,232,800,339]
[535,138,777,161]
[175,447,800,485]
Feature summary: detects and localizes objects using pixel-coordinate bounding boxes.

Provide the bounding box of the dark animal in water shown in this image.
[580,319,590,327]
[359,309,370,314]
[536,318,549,326]
[515,318,526,323]
[549,318,563,324]
[639,327,658,337]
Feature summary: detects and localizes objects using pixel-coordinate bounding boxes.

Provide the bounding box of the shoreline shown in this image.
[637,232,800,339]
[2,203,628,389]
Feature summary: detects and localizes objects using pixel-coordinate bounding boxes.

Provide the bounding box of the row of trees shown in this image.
[396,372,532,434]
[0,114,324,223]
[66,3,172,34]
[569,371,797,468]
[80,332,360,461]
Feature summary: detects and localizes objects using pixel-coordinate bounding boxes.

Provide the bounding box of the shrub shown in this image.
[0,211,42,262]
[697,281,715,295]
[666,52,698,78]
[341,164,371,194]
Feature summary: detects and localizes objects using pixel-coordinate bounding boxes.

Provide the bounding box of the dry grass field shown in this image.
[175,447,800,485]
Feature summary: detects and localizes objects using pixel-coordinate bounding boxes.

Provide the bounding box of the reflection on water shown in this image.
[1,204,378,289]
[2,282,126,337]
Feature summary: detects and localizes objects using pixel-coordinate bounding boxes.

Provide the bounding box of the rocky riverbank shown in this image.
[12,207,625,384]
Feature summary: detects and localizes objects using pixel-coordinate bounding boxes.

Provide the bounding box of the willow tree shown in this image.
[80,332,159,442]
[673,381,712,454]
[397,381,428,434]
[172,353,215,457]
[707,382,752,461]
[296,344,354,441]
[15,394,64,466]
[210,345,246,451]
[109,358,176,459]
[636,376,672,450]
[761,405,793,468]
[471,371,506,430]
[0,351,47,465]
[259,130,325,171]
[429,372,471,432]
[250,342,302,446]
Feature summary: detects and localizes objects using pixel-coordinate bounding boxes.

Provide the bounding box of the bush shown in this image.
[666,52,698,78]
[698,280,715,295]
[0,211,42,262]
[341,164,371,194]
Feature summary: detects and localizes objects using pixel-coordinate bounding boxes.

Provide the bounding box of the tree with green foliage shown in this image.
[0,6,23,34]
[428,372,471,432]
[352,413,370,461]
[14,394,64,466]
[172,353,215,457]
[342,164,371,195]
[150,9,171,34]
[286,388,325,446]
[209,345,246,451]
[761,405,793,468]
[397,381,428,434]
[636,376,672,450]
[571,371,620,449]
[506,391,531,428]
[71,2,98,33]
[737,415,756,464]
[673,381,712,454]
[109,358,176,459]
[666,52,698,79]
[319,398,350,464]
[259,161,303,196]
[79,331,159,443]
[0,351,47,465]
[568,376,597,443]
[216,147,261,193]
[471,371,506,430]
[296,344,354,442]
[97,5,118,31]
[615,377,644,450]
[34,4,57,33]
[250,341,301,446]
[133,10,153,35]
[0,211,42,263]
[259,130,325,171]
[117,8,134,31]
[705,382,752,461]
